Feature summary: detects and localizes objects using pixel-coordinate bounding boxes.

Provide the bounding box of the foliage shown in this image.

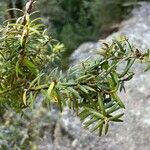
[0,0,64,112]
[0,0,6,24]
[0,107,56,150]
[37,0,136,57]
[1,0,150,138]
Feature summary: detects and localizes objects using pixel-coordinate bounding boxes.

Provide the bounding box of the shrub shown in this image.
[0,0,150,138]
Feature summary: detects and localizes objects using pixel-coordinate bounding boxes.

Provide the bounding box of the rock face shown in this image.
[52,2,150,150]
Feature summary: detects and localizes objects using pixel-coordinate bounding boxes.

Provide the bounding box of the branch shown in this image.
[22,0,36,25]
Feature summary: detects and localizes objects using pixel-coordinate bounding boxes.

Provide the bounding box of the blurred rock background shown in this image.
[1,0,150,150]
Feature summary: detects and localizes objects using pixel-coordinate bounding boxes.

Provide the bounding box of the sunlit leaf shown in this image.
[47,81,55,97]
[23,90,27,106]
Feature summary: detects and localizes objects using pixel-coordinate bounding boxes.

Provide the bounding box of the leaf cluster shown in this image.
[0,1,65,112]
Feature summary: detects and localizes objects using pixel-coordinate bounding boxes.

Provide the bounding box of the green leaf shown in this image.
[33,84,47,90]
[77,84,89,94]
[28,27,41,35]
[7,23,24,28]
[102,61,118,78]
[67,87,81,99]
[110,92,125,108]
[98,122,104,136]
[31,17,43,24]
[84,107,104,119]
[84,117,99,129]
[109,113,124,121]
[113,39,124,52]
[23,90,27,106]
[107,77,115,90]
[110,72,119,90]
[126,38,134,52]
[47,82,55,97]
[78,109,91,121]
[101,61,109,70]
[76,74,91,81]
[104,121,109,135]
[106,103,119,114]
[7,8,24,13]
[84,75,96,82]
[98,93,106,116]
[91,120,104,133]
[82,85,96,92]
[120,59,135,77]
[15,61,23,78]
[29,73,44,88]
[23,59,38,75]
[104,101,114,109]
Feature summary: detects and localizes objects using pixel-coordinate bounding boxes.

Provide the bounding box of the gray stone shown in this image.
[53,2,150,150]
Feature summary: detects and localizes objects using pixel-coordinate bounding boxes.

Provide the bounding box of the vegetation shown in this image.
[1,0,150,135]
[38,0,137,57]
[2,0,137,60]
[1,0,150,149]
[0,108,53,149]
